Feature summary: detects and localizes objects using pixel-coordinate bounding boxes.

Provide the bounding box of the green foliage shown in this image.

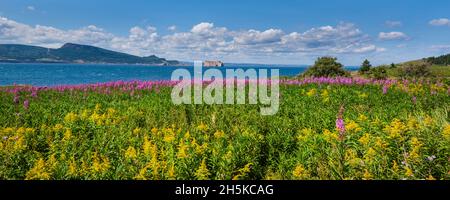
[370,66,388,80]
[0,43,177,65]
[426,54,450,66]
[1,81,449,180]
[390,63,397,69]
[359,59,372,75]
[399,63,432,78]
[303,57,349,77]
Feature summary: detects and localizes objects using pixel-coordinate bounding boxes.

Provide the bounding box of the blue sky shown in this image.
[1,0,450,65]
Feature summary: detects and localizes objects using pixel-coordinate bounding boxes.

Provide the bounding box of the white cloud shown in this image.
[234,29,283,45]
[385,21,402,27]
[430,45,450,51]
[0,17,384,62]
[429,18,450,26]
[191,22,215,34]
[378,32,408,40]
[168,25,177,31]
[26,6,35,11]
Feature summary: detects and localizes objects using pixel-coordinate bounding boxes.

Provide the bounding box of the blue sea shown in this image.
[0,63,359,86]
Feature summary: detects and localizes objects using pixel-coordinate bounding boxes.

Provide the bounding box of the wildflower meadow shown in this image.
[0,77,449,180]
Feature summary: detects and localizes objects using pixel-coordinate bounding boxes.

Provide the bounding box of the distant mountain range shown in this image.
[0,43,179,65]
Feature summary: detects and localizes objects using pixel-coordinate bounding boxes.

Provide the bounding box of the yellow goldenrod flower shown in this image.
[363,169,373,180]
[407,117,419,131]
[195,159,210,180]
[163,133,175,143]
[68,158,77,176]
[358,133,371,146]
[322,129,338,143]
[292,164,309,180]
[91,152,110,174]
[13,135,26,151]
[321,89,330,102]
[233,163,253,180]
[297,128,314,142]
[63,129,72,142]
[346,120,362,133]
[306,88,316,97]
[168,163,175,180]
[125,146,137,159]
[64,112,78,123]
[374,137,388,149]
[94,103,101,112]
[195,143,208,155]
[135,163,151,180]
[214,130,225,139]
[442,124,450,139]
[90,112,101,125]
[106,108,116,116]
[344,149,358,162]
[47,154,58,170]
[405,167,414,177]
[392,161,399,174]
[197,122,208,132]
[142,136,152,156]
[358,114,368,122]
[224,150,233,163]
[426,175,436,180]
[364,148,377,164]
[80,109,90,120]
[184,131,190,139]
[53,124,64,132]
[3,127,14,133]
[25,127,35,133]
[16,127,26,135]
[409,137,422,162]
[383,119,406,139]
[321,89,329,98]
[133,127,141,135]
[424,116,434,127]
[410,137,422,148]
[177,140,188,159]
[25,158,50,180]
[358,93,368,99]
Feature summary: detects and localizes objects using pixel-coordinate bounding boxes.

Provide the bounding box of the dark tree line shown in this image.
[425,54,450,66]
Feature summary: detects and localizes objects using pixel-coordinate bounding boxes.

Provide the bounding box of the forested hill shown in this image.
[0,43,179,65]
[425,53,450,66]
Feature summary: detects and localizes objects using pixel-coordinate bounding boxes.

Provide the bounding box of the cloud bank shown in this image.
[378,32,409,41]
[429,18,450,26]
[0,16,387,63]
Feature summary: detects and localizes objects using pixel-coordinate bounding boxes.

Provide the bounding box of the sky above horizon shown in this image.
[1,0,450,65]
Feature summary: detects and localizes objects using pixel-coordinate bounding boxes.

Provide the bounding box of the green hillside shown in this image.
[0,43,179,65]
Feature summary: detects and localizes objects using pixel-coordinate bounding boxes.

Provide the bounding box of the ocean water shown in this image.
[0,63,358,86]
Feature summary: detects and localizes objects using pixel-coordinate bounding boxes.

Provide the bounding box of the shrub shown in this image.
[303,57,349,77]
[399,63,432,77]
[370,66,388,80]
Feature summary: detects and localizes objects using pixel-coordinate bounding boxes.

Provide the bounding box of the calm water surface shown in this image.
[0,63,358,86]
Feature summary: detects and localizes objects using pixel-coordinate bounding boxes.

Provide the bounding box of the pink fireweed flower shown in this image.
[13,95,19,104]
[336,105,346,141]
[412,96,417,104]
[31,89,38,98]
[23,99,30,110]
[382,85,388,95]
